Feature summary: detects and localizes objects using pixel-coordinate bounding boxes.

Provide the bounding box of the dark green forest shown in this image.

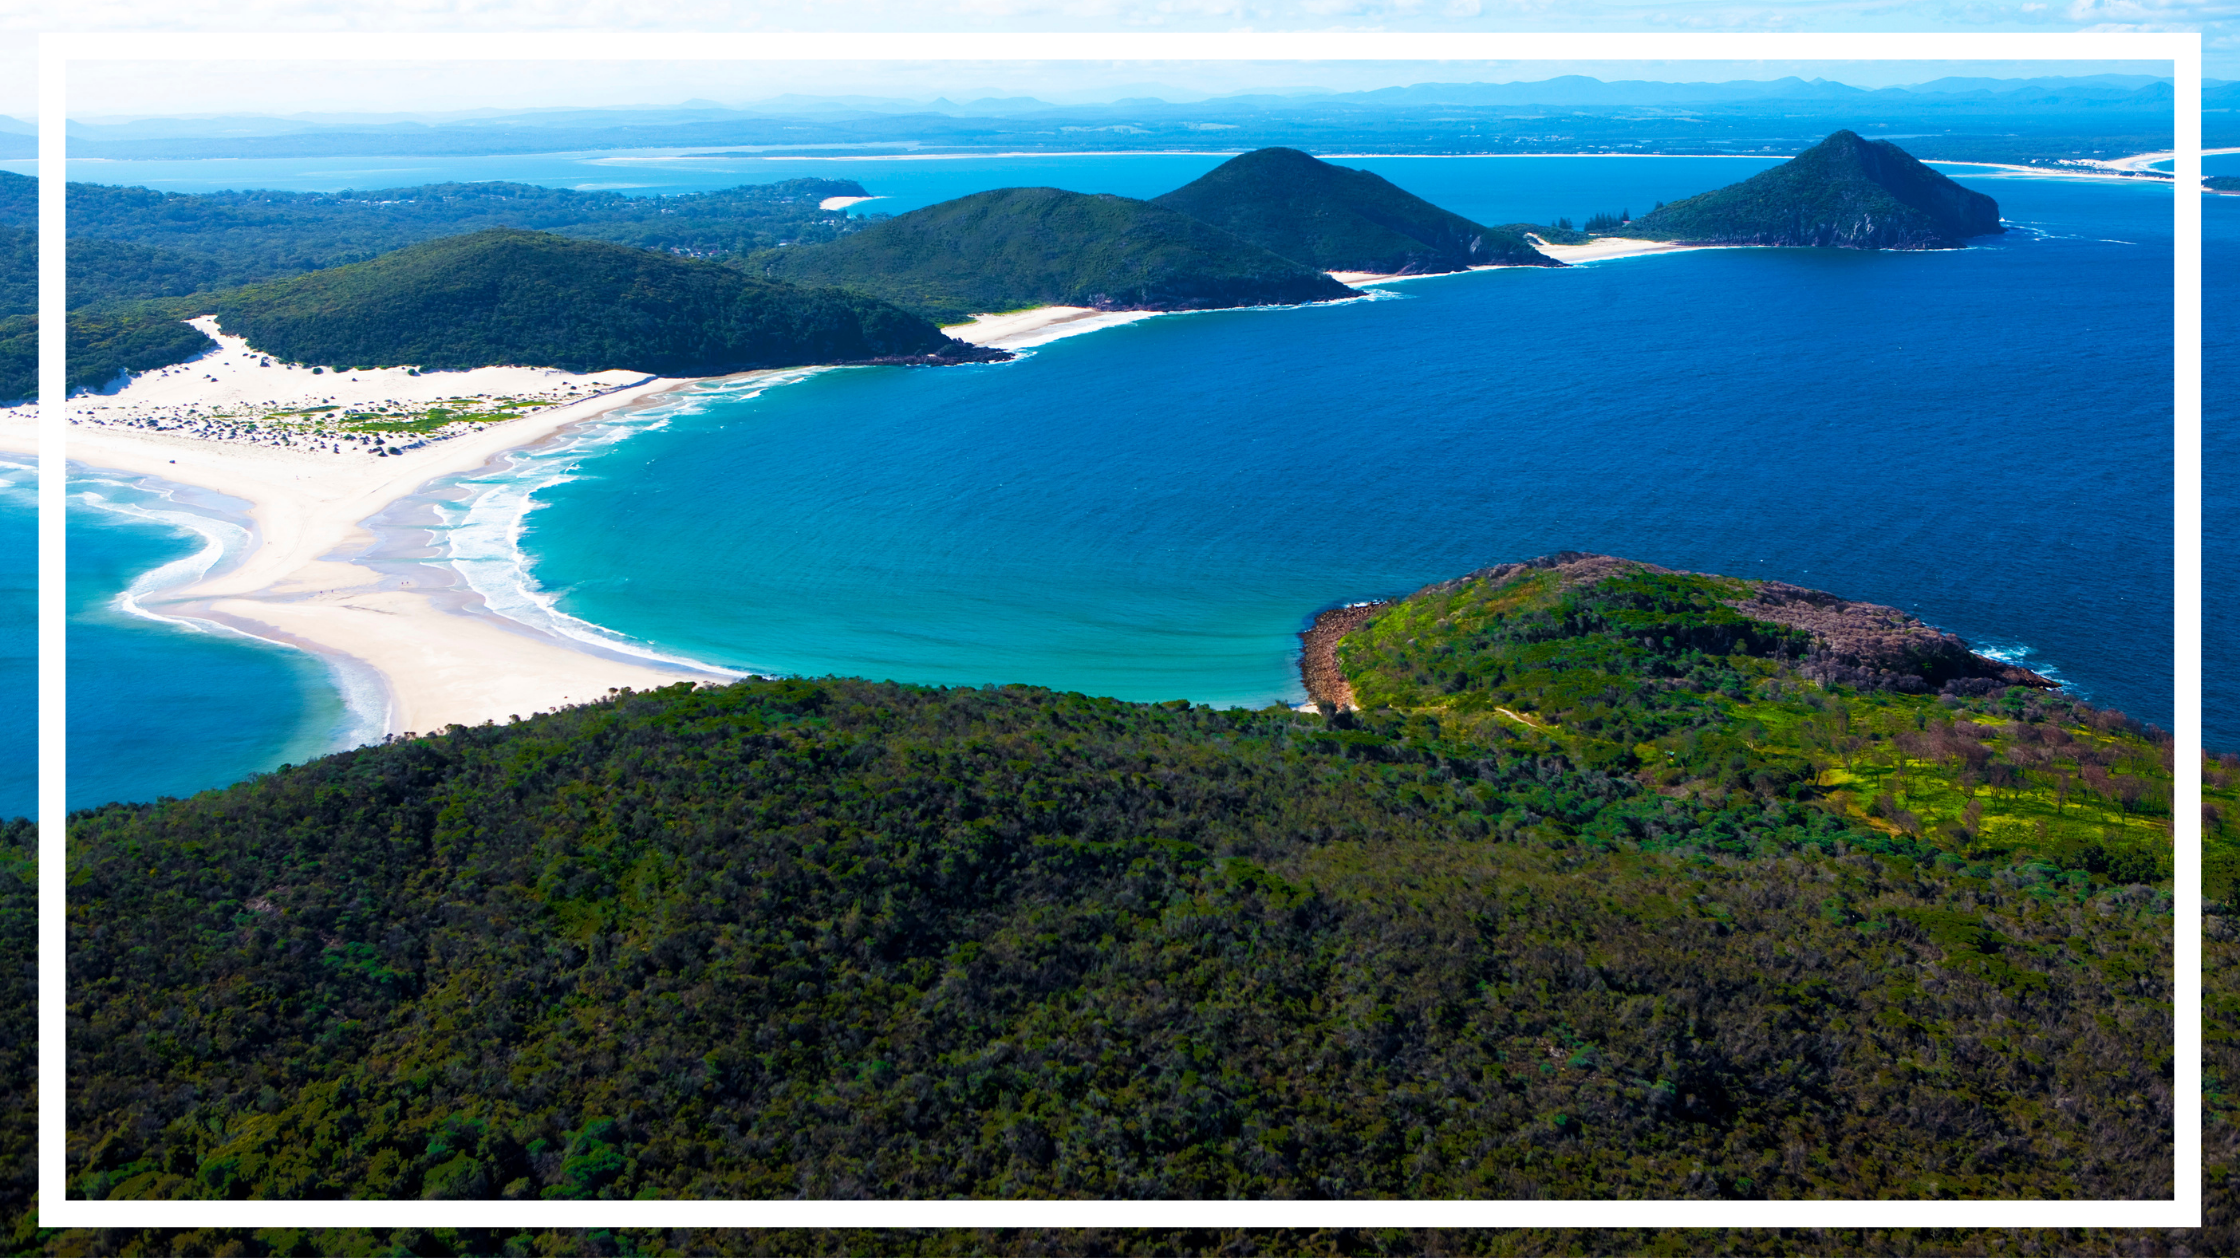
[0,555,2226,1251]
[0,172,874,317]
[1151,148,1554,275]
[761,186,1358,324]
[0,172,892,402]
[1613,131,2005,249]
[203,229,995,377]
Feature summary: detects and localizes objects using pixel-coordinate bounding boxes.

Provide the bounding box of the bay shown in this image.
[16,153,2204,817]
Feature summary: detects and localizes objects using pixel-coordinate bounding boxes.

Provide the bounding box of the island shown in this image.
[1609,130,2005,250]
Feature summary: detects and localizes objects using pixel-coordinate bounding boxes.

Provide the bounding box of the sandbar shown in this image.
[1526,237,1725,263]
[1,323,734,742]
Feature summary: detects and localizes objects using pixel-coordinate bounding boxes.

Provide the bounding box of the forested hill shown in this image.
[0,172,875,317]
[1151,147,1556,274]
[1611,130,2003,249]
[0,171,919,403]
[49,554,2200,1210]
[761,187,1358,324]
[206,228,999,375]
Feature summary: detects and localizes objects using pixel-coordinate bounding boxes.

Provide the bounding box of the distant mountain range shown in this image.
[1,74,2208,165]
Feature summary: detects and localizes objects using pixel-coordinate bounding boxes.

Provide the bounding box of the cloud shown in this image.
[2066,0,2240,20]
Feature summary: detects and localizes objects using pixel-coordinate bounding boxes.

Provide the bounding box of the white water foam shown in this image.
[432,370,827,679]
[71,473,391,756]
[1973,641,2087,702]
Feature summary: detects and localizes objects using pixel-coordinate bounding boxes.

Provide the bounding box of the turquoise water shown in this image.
[15,153,2203,818]
[0,462,359,817]
[495,170,2172,727]
[0,473,30,818]
[2148,152,2240,174]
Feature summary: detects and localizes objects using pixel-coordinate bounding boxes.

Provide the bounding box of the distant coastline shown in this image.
[1,298,1198,743]
[12,147,2077,753]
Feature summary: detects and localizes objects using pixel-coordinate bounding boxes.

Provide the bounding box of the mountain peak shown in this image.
[1151,146,1555,274]
[1619,130,2003,250]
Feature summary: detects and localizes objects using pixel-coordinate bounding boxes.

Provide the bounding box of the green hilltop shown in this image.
[39,554,2197,1210]
[761,186,1359,325]
[1613,130,2004,249]
[208,228,996,376]
[1151,146,1556,274]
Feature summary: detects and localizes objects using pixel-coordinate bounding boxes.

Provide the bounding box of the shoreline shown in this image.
[4,370,741,742]
[1298,602,1389,711]
[944,306,1165,349]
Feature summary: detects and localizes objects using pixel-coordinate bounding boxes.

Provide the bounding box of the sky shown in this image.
[45,59,2179,122]
[0,0,2229,122]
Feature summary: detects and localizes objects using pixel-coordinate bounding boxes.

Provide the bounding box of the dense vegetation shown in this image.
[39,554,2184,1218]
[0,172,903,399]
[762,187,1357,323]
[206,229,996,376]
[1149,148,1554,274]
[0,305,218,405]
[1336,555,2188,889]
[0,172,875,318]
[1612,131,2004,249]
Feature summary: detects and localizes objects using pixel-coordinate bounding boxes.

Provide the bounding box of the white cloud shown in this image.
[0,0,2231,120]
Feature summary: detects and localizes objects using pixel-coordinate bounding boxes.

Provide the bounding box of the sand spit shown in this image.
[945,306,1165,350]
[2,322,736,739]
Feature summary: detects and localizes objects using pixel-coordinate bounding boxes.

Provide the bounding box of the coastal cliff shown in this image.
[1613,130,2004,250]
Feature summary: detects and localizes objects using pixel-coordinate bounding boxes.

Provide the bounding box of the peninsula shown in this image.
[760,185,1360,324]
[1150,146,1556,275]
[210,228,1000,375]
[51,550,2188,1206]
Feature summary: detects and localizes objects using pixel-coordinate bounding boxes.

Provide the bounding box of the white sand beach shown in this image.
[1325,266,1503,286]
[1526,237,1724,263]
[945,306,1164,350]
[1,325,733,741]
[819,195,884,211]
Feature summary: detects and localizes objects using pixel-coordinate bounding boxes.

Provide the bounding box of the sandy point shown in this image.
[3,344,745,742]
[945,306,1164,350]
[1526,236,1724,263]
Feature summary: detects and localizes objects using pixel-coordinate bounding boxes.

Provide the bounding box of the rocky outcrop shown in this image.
[1730,581,2056,695]
[1298,602,1389,710]
[1300,550,2056,704]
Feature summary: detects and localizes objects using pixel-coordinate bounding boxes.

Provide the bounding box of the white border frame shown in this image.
[35,29,2201,1232]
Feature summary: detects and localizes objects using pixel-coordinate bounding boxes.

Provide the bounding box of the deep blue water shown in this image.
[0,474,30,819]
[501,169,2174,729]
[2205,191,2239,761]
[6,153,2204,819]
[58,476,348,813]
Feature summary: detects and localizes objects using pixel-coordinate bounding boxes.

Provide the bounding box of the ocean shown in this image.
[10,153,2210,817]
